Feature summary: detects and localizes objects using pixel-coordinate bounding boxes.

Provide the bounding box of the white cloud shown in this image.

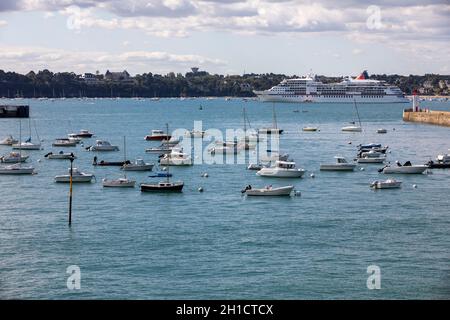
[0,46,227,74]
[0,20,7,27]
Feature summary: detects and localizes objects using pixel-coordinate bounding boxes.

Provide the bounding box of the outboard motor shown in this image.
[44,152,53,158]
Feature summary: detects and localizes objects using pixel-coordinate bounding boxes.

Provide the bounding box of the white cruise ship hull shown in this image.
[255,93,409,104]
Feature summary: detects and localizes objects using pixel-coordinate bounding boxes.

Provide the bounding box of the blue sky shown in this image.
[0,0,449,76]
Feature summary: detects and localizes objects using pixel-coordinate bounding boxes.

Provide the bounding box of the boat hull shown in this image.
[145,135,171,141]
[54,175,94,182]
[122,164,154,171]
[257,169,305,178]
[0,167,34,174]
[246,186,294,196]
[140,183,184,192]
[357,158,385,164]
[382,166,428,174]
[320,164,356,171]
[102,179,135,188]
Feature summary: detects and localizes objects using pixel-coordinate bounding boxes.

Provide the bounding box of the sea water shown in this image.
[0,98,449,299]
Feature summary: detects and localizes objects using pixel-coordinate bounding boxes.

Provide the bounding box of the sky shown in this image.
[0,0,449,76]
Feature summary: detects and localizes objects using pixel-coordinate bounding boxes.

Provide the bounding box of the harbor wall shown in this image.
[403,109,450,127]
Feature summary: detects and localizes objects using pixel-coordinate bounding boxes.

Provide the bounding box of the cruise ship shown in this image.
[254,71,409,103]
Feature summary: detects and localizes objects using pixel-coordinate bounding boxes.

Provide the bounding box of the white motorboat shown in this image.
[302,126,318,132]
[0,163,35,175]
[358,143,389,154]
[102,177,136,188]
[260,153,290,163]
[357,150,386,164]
[209,143,240,155]
[0,135,18,145]
[54,168,95,182]
[67,134,83,144]
[185,130,206,138]
[160,151,193,166]
[370,179,402,189]
[0,151,29,163]
[242,185,294,196]
[257,161,305,178]
[122,159,154,171]
[45,151,76,159]
[52,138,77,147]
[88,140,119,151]
[381,162,428,174]
[320,156,356,171]
[341,125,362,132]
[12,141,41,150]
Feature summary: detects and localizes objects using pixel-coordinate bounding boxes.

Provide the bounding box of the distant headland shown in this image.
[1,68,449,99]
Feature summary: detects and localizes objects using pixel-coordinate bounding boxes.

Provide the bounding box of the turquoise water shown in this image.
[0,98,449,299]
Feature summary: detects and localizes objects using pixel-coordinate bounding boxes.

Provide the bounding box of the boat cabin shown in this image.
[275,161,296,169]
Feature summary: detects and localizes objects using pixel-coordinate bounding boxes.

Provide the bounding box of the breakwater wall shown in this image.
[403,109,450,127]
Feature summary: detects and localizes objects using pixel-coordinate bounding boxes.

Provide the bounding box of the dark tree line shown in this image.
[0,69,448,98]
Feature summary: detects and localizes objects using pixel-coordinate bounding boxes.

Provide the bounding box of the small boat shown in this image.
[45,151,76,160]
[320,156,356,171]
[356,150,386,164]
[342,99,362,132]
[52,138,77,147]
[93,156,129,166]
[209,143,240,155]
[148,172,172,178]
[377,128,387,134]
[102,177,136,188]
[185,130,206,138]
[88,140,119,151]
[0,162,34,174]
[54,168,95,182]
[381,162,428,174]
[122,159,154,171]
[302,127,318,132]
[160,150,192,166]
[71,129,94,138]
[0,135,18,145]
[67,134,83,144]
[160,139,180,147]
[140,181,184,192]
[358,143,389,154]
[145,146,173,154]
[247,163,265,170]
[426,152,450,168]
[242,185,294,196]
[12,141,41,150]
[145,130,171,141]
[0,151,29,163]
[341,125,362,132]
[257,160,305,178]
[370,179,402,189]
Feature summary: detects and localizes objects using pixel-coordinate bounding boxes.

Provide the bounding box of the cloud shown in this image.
[0,20,8,27]
[0,46,227,74]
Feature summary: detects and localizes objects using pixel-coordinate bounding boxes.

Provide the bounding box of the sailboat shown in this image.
[102,136,136,188]
[342,99,362,132]
[258,103,284,135]
[0,120,35,174]
[122,136,154,171]
[12,119,42,150]
[140,124,184,192]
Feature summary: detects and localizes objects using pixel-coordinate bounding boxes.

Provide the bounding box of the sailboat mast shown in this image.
[19,120,22,166]
[354,99,362,128]
[166,123,170,183]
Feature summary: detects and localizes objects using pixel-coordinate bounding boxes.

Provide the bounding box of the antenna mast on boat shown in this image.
[353,99,362,128]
